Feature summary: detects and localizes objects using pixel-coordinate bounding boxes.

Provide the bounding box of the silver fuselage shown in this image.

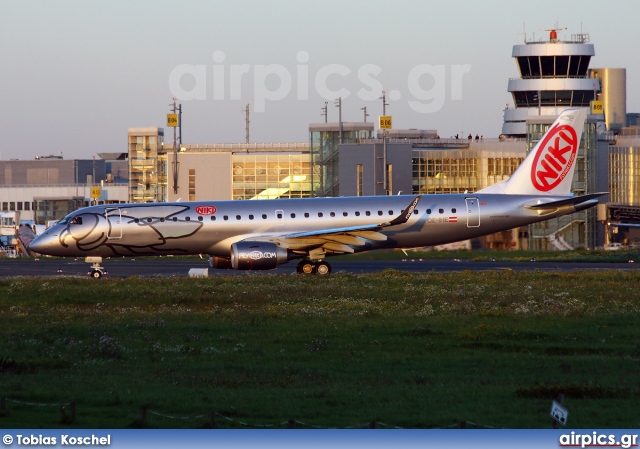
[30,194,578,258]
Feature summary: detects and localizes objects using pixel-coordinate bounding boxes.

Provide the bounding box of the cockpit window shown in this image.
[58,214,73,225]
[70,217,83,225]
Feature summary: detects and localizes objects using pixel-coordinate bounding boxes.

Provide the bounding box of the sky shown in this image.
[1,0,639,160]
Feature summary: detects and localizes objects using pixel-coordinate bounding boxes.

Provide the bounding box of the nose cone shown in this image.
[29,231,60,256]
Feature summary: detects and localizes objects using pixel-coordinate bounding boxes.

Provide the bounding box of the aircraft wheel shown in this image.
[314,261,331,275]
[298,260,315,275]
[90,269,102,279]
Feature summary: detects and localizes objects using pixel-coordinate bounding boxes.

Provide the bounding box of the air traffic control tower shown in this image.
[502,28,600,137]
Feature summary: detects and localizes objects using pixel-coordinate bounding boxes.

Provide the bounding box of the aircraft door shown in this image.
[106,208,123,239]
[275,209,284,226]
[465,197,480,228]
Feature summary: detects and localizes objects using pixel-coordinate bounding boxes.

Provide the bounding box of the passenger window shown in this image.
[378,211,383,216]
[427,209,432,214]
[224,215,229,221]
[198,216,203,221]
[211,216,216,221]
[185,217,191,221]
[452,208,456,213]
[366,211,371,216]
[291,213,296,218]
[330,212,335,217]
[236,215,241,220]
[355,211,360,216]
[318,212,323,217]
[343,212,348,217]
[304,212,309,218]
[173,217,178,222]
[249,214,254,220]
[388,210,393,215]
[439,209,444,214]
[277,213,282,219]
[413,209,419,215]
[262,214,267,219]
[160,217,165,222]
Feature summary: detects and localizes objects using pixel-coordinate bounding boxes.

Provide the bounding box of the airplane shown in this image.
[30,108,605,278]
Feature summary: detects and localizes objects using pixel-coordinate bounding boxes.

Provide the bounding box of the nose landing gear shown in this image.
[86,256,107,279]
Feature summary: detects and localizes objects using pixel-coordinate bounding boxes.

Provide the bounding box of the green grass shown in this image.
[0,271,638,429]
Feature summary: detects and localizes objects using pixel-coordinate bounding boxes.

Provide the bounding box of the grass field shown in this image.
[0,270,638,429]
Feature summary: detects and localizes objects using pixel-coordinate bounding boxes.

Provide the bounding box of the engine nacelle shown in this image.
[230,242,289,270]
[209,256,231,269]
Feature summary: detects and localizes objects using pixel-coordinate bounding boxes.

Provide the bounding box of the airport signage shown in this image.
[550,400,568,426]
[379,115,392,129]
[167,113,179,127]
[91,187,101,199]
[591,100,603,115]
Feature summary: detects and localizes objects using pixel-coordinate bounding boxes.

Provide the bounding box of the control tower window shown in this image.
[555,56,569,77]
[517,57,531,77]
[577,56,590,77]
[540,91,556,105]
[529,56,541,77]
[556,90,572,104]
[540,56,554,77]
[568,56,581,77]
[572,90,596,107]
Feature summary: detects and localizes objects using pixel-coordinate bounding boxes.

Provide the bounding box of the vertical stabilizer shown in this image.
[479,108,587,195]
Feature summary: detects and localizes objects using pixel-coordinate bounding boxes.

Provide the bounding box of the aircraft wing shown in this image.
[244,195,422,255]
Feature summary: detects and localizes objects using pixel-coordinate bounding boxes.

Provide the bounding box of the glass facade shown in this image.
[411,149,523,194]
[128,128,164,203]
[310,123,373,197]
[609,146,640,206]
[231,154,313,200]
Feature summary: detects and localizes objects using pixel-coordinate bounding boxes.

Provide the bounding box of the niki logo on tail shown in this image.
[531,118,579,192]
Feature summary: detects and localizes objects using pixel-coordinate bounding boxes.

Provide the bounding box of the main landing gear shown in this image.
[296,259,332,275]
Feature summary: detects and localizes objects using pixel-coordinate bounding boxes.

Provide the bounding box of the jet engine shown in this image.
[209,256,231,269]
[230,242,290,270]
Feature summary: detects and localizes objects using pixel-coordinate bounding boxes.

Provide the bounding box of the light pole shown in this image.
[334,97,342,144]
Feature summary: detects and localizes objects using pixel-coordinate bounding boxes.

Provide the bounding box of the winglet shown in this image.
[381,195,422,227]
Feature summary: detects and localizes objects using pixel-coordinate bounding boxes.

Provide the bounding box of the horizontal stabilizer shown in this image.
[526,193,607,210]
